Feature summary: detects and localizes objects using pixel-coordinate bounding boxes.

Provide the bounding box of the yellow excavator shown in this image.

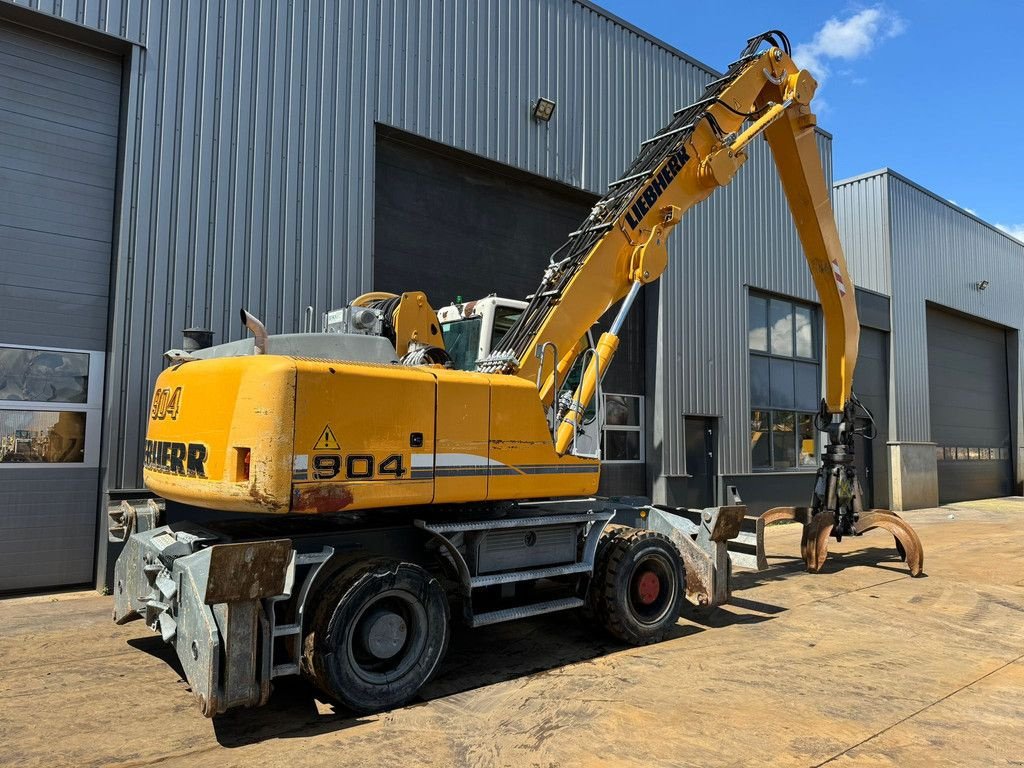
[111,31,922,716]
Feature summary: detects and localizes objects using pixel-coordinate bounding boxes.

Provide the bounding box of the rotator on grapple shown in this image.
[757,395,924,576]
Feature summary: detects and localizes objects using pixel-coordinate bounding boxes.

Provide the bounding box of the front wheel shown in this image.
[302,558,450,713]
[589,529,684,645]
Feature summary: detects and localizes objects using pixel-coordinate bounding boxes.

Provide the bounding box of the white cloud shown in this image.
[793,7,906,88]
[996,223,1024,242]
[949,200,978,216]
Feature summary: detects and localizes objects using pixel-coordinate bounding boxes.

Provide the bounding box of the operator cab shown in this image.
[437,295,602,458]
[436,295,525,372]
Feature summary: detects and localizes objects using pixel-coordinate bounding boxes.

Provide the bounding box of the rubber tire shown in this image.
[581,524,627,624]
[302,558,450,713]
[592,528,684,645]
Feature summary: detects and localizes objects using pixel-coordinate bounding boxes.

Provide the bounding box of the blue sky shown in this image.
[594,1,1024,240]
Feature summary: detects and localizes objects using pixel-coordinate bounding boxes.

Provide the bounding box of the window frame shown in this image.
[0,343,104,469]
[747,292,821,472]
[602,392,645,465]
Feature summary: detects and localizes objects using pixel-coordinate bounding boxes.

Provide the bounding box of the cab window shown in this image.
[440,318,481,371]
[491,307,523,349]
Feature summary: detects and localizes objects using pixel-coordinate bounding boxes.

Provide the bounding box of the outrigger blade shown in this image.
[756,506,924,576]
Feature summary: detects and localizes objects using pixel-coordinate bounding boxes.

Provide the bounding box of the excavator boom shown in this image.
[479,30,920,575]
[481,33,858,431]
[113,30,922,719]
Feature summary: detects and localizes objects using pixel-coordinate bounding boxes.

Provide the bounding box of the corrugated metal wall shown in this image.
[833,172,890,296]
[653,132,833,476]
[835,170,1024,460]
[13,0,827,488]
[887,172,1024,446]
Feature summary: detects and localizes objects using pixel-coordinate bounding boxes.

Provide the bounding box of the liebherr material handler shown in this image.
[111,31,922,716]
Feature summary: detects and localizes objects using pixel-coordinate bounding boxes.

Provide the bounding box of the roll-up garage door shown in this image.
[373,129,649,497]
[927,306,1013,504]
[0,20,121,591]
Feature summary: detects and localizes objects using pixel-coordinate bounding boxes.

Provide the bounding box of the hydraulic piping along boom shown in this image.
[488,30,923,576]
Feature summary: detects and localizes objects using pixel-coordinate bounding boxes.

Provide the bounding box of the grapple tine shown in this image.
[854,509,925,577]
[802,510,835,573]
[756,506,811,570]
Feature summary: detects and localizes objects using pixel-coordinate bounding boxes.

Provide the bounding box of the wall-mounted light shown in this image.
[976,280,990,291]
[532,97,556,122]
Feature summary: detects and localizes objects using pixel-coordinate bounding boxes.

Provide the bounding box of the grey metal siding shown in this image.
[0,20,120,350]
[0,468,97,590]
[0,19,120,591]
[887,173,1024,448]
[653,131,833,477]
[833,171,891,296]
[835,169,1024,494]
[852,326,889,508]
[927,307,1012,502]
[9,0,831,512]
[372,131,597,313]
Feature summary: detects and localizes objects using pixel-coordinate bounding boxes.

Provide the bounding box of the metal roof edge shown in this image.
[573,0,721,77]
[574,3,836,139]
[839,171,1024,249]
[833,167,891,187]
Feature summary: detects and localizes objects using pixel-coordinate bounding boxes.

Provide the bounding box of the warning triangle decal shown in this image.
[313,424,340,451]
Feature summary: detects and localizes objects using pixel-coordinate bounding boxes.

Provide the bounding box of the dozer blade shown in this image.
[757,506,924,576]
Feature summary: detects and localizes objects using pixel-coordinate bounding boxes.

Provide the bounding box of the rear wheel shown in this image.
[302,558,449,713]
[590,529,684,645]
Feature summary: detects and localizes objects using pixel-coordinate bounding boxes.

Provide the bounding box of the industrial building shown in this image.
[0,0,1020,594]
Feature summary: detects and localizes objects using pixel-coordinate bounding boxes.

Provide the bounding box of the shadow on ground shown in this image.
[130,541,919,750]
[739,545,925,589]
[129,547,924,748]
[124,599,779,748]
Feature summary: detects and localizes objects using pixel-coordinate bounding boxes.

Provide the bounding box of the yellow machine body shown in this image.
[144,38,859,517]
[144,356,598,515]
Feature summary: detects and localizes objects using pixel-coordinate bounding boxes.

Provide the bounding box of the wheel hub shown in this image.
[635,570,661,605]
[359,608,408,660]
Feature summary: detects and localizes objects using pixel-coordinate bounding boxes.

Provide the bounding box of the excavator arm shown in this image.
[481,31,922,576]
[481,32,857,433]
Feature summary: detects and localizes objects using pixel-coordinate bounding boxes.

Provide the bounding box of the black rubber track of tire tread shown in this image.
[599,528,682,645]
[582,524,628,622]
[301,557,450,713]
[301,557,397,696]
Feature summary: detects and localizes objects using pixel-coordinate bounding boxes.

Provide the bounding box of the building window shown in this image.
[0,345,103,467]
[748,293,820,470]
[603,393,644,463]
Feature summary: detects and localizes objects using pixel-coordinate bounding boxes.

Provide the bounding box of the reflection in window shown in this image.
[769,299,793,357]
[749,292,820,470]
[603,393,643,463]
[440,317,482,371]
[491,307,523,349]
[0,410,86,463]
[751,410,770,468]
[605,394,640,426]
[939,445,1009,462]
[794,305,813,358]
[799,414,818,466]
[772,411,796,469]
[0,347,89,403]
[605,430,640,462]
[748,295,768,351]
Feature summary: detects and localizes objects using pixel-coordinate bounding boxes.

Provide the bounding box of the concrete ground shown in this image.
[2,498,1023,768]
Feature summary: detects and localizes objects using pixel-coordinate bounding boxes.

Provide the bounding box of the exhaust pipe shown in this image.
[240,309,268,355]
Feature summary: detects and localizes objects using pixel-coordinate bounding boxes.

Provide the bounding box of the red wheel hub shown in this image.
[635,570,661,605]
